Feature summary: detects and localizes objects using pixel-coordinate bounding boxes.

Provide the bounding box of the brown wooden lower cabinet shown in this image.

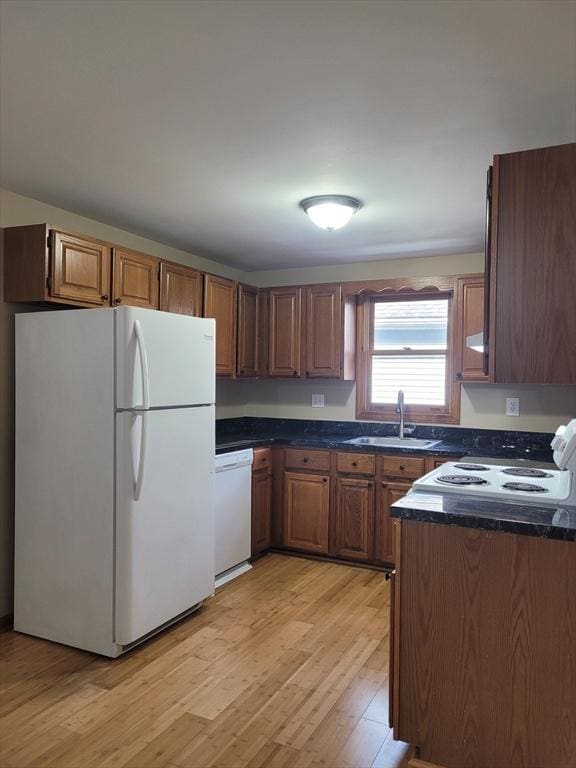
[375,480,411,565]
[394,519,576,767]
[282,471,330,554]
[251,469,272,555]
[256,448,461,567]
[332,476,375,561]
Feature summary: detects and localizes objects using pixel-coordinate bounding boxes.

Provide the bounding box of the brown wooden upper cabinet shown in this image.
[50,230,111,307]
[268,287,302,377]
[112,247,159,309]
[203,274,237,377]
[305,284,356,379]
[237,283,258,377]
[454,274,487,382]
[159,260,202,316]
[4,224,111,307]
[486,143,576,384]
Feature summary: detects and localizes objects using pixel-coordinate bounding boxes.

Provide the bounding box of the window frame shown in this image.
[356,289,461,424]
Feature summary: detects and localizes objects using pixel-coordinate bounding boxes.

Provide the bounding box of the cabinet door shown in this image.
[159,261,202,316]
[283,471,329,553]
[251,470,272,555]
[306,284,342,377]
[50,230,111,306]
[375,481,410,565]
[333,476,375,561]
[490,143,576,384]
[112,248,159,309]
[203,274,237,377]
[237,283,258,377]
[455,275,487,382]
[269,287,302,377]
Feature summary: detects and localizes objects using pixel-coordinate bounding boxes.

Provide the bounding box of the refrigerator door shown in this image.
[115,405,215,646]
[116,306,215,410]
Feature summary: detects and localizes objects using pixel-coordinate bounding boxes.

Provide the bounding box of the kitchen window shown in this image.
[356,292,460,423]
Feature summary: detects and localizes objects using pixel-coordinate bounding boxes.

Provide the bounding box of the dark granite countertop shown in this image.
[391,491,576,541]
[215,417,555,462]
[390,457,575,541]
[216,433,468,457]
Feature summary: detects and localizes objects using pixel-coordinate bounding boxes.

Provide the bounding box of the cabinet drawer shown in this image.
[253,447,271,472]
[336,452,375,476]
[380,455,425,480]
[284,448,331,472]
[424,455,462,473]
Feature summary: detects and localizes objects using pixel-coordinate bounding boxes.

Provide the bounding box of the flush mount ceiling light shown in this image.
[299,195,363,231]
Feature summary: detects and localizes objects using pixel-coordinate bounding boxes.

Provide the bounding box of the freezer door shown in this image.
[116,306,215,409]
[115,406,215,646]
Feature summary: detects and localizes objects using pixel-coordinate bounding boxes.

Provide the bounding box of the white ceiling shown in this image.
[1,0,574,271]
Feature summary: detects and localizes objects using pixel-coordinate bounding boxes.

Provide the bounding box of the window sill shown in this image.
[356,407,461,425]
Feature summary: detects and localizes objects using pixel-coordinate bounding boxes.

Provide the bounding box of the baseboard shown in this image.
[269,548,393,573]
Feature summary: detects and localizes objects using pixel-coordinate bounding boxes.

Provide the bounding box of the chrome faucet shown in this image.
[396,389,405,439]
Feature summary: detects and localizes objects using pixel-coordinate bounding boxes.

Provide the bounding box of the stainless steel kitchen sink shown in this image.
[343,436,441,450]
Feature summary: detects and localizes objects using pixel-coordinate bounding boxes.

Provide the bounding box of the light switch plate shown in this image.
[506,397,520,417]
[311,394,325,408]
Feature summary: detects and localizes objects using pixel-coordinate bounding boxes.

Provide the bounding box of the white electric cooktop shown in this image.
[413,461,572,506]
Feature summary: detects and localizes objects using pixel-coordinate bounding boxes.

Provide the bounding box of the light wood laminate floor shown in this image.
[0,554,411,768]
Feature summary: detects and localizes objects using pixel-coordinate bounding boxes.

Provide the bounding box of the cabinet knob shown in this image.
[101,294,109,301]
[114,297,121,304]
[323,477,327,483]
[456,372,463,379]
[303,457,309,463]
[293,371,298,376]
[352,461,358,467]
[399,465,405,471]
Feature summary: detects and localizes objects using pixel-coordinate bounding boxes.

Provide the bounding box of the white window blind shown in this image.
[370,298,449,406]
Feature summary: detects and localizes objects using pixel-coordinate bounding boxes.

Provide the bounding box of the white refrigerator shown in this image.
[14,306,216,657]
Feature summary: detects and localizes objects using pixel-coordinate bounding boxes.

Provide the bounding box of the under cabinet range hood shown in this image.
[466,332,485,353]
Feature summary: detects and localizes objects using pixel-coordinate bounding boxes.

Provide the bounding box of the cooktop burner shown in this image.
[501,467,552,478]
[437,475,489,486]
[454,463,490,471]
[501,482,547,493]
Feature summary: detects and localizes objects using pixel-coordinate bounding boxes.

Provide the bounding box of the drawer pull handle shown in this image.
[399,465,405,470]
[323,477,327,483]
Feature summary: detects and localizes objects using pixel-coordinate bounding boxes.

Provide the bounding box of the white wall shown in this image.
[220,379,576,434]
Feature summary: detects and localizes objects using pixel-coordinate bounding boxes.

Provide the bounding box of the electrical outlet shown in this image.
[506,397,520,417]
[311,394,325,408]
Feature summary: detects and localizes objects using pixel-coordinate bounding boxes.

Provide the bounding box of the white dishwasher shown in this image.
[214,449,253,587]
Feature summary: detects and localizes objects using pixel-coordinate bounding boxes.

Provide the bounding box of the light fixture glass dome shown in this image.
[300,195,363,231]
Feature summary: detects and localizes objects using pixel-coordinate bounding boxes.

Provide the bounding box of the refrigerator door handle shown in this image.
[134,411,148,501]
[134,319,150,410]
